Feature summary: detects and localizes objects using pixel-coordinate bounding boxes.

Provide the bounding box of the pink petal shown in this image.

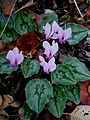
[39,56,49,73]
[43,23,51,39]
[43,41,50,58]
[48,57,56,72]
[16,51,24,65]
[13,47,19,55]
[43,41,50,50]
[51,21,63,40]
[50,41,58,57]
[63,28,72,41]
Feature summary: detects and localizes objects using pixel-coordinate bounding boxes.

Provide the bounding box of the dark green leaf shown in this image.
[64,57,90,82]
[51,57,90,85]
[51,64,76,85]
[0,12,19,42]
[47,85,67,118]
[64,23,88,45]
[24,103,34,120]
[64,84,81,104]
[25,79,53,113]
[21,58,40,78]
[38,13,58,33]
[12,11,35,35]
[0,52,17,74]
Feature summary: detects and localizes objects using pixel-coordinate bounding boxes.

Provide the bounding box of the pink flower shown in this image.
[39,56,56,73]
[6,47,24,67]
[43,41,58,59]
[43,21,72,44]
[80,80,90,105]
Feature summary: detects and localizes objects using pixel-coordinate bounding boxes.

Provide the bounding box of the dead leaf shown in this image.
[0,95,14,110]
[9,101,20,108]
[16,32,41,56]
[0,96,2,106]
[0,110,9,120]
[0,40,6,52]
[0,0,16,15]
[70,105,90,120]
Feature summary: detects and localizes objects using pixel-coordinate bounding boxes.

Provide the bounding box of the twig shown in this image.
[0,0,17,38]
[13,1,35,14]
[73,0,83,18]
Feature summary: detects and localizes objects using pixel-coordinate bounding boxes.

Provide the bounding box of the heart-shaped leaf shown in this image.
[64,57,90,82]
[64,84,81,104]
[51,57,90,85]
[12,11,35,35]
[47,85,67,118]
[0,12,19,42]
[51,64,76,85]
[25,79,53,113]
[21,58,40,78]
[64,23,89,45]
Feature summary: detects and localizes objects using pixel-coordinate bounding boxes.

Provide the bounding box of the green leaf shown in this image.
[25,79,53,113]
[12,11,35,35]
[38,13,58,33]
[47,85,67,118]
[21,58,40,78]
[51,64,76,85]
[64,23,89,45]
[0,12,19,42]
[51,57,90,85]
[0,52,18,74]
[24,103,34,120]
[64,84,81,104]
[64,57,90,82]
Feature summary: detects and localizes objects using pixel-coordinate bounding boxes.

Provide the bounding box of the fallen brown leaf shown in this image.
[0,95,14,110]
[16,32,41,56]
[0,0,16,15]
[70,105,90,120]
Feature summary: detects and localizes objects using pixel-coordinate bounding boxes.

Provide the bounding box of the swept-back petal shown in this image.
[6,50,15,65]
[50,41,58,57]
[51,21,63,39]
[39,56,49,73]
[43,23,51,39]
[48,57,56,72]
[13,47,19,56]
[43,41,50,58]
[43,41,50,50]
[63,28,72,41]
[16,51,24,65]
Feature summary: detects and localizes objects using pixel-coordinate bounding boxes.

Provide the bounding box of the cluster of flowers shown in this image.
[6,21,71,74]
[39,21,72,73]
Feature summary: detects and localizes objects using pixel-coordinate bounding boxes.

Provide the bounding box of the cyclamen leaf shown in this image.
[21,58,40,78]
[51,64,76,85]
[51,57,90,85]
[0,12,19,42]
[0,52,17,74]
[23,104,34,120]
[25,79,53,113]
[38,13,58,33]
[64,23,89,45]
[64,84,81,104]
[64,57,90,82]
[47,85,67,118]
[12,11,35,35]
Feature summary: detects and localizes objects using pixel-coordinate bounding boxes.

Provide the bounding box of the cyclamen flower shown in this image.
[6,47,24,67]
[39,56,56,73]
[43,40,58,59]
[43,21,72,44]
